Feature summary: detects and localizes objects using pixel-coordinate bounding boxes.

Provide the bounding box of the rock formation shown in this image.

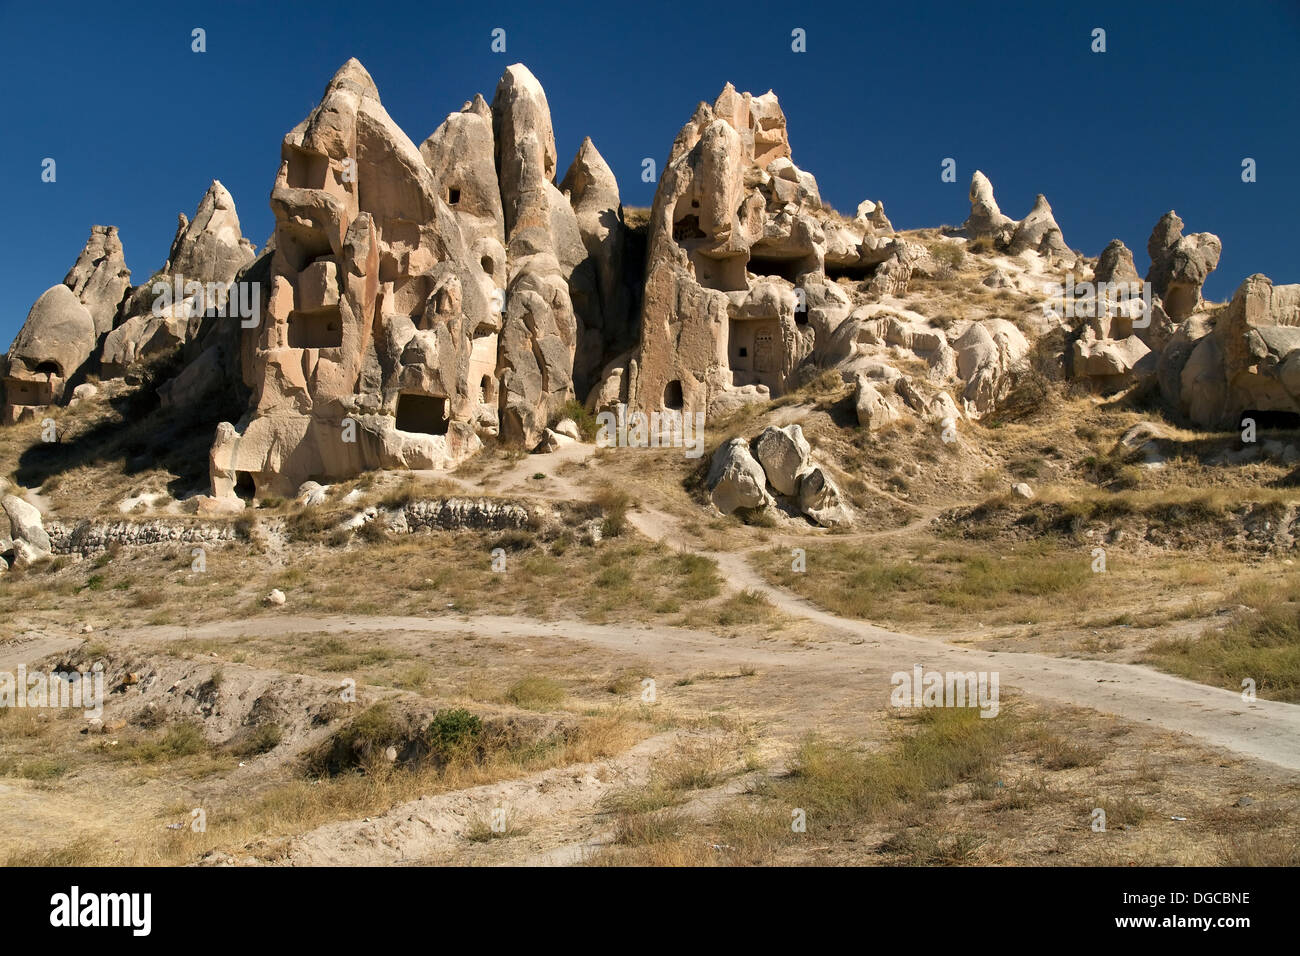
[1173,273,1300,427]
[1146,211,1221,321]
[62,225,131,337]
[962,171,1072,263]
[2,286,97,423]
[707,423,850,527]
[4,59,1291,509]
[619,82,915,423]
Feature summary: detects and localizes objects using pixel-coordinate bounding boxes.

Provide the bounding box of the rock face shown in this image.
[1146,211,1221,321]
[209,58,494,498]
[1171,273,1300,427]
[963,172,1071,262]
[964,171,1016,245]
[102,181,257,381]
[1093,239,1140,287]
[2,285,97,423]
[624,81,914,422]
[62,225,131,337]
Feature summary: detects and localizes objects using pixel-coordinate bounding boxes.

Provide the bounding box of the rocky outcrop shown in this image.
[561,138,632,369]
[963,171,1016,245]
[208,58,494,499]
[103,182,257,380]
[954,319,1029,417]
[62,225,131,337]
[963,172,1071,262]
[1007,194,1071,259]
[493,64,585,448]
[1146,211,1221,321]
[2,286,97,423]
[625,81,912,422]
[1172,273,1300,427]
[1093,239,1140,287]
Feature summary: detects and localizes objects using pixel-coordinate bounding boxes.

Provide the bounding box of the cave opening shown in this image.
[396,393,449,435]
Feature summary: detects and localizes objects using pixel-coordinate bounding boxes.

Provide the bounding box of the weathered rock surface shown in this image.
[706,438,772,514]
[2,285,97,422]
[954,319,1029,417]
[753,424,810,496]
[797,465,852,528]
[1146,211,1221,321]
[62,225,131,336]
[1173,273,1300,427]
[963,171,1016,245]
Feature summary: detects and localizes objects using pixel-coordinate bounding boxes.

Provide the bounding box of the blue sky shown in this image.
[1,0,1297,345]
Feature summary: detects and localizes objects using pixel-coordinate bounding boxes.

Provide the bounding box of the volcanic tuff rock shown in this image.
[5,58,1293,509]
[2,285,97,423]
[1146,211,1222,321]
[62,225,131,337]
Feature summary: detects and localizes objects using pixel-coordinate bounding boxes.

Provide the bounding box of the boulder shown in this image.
[553,417,582,441]
[797,465,852,528]
[706,438,772,514]
[753,424,810,496]
[854,374,900,431]
[3,494,51,554]
[954,319,1029,417]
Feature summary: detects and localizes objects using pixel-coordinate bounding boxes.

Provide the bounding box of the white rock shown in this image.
[753,424,811,497]
[266,589,286,606]
[553,418,582,441]
[706,438,773,515]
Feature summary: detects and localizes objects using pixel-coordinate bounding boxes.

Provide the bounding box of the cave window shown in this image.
[447,187,461,206]
[747,255,802,283]
[738,347,748,358]
[664,380,684,412]
[480,255,493,274]
[234,472,255,501]
[287,308,343,349]
[795,311,809,326]
[396,393,449,435]
[480,375,493,404]
[35,361,60,376]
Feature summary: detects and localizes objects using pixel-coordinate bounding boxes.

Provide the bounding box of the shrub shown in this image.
[425,708,483,762]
